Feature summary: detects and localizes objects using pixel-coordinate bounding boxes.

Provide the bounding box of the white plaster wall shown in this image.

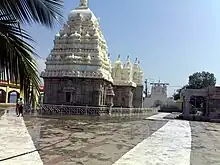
[143,97,154,108]
[164,98,175,106]
[143,95,167,108]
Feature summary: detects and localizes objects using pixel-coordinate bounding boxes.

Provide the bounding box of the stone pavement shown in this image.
[113,114,191,165]
[145,112,171,121]
[0,109,43,165]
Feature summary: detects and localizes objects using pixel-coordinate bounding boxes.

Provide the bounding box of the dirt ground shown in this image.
[190,121,220,165]
[24,115,167,165]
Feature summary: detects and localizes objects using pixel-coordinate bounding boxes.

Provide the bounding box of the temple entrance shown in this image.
[0,89,6,103]
[8,91,20,103]
[189,96,206,115]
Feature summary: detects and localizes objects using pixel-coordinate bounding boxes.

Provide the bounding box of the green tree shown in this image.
[188,71,216,89]
[173,85,188,100]
[173,71,216,100]
[0,0,64,101]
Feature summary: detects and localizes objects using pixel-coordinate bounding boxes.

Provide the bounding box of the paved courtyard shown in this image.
[0,109,220,165]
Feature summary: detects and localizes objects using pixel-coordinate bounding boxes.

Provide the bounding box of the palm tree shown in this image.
[0,0,64,102]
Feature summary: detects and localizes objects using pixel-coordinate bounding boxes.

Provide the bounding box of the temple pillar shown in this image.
[103,86,106,105]
[106,84,114,107]
[101,89,104,105]
[183,96,190,117]
[20,89,24,99]
[205,99,209,117]
[98,91,102,106]
[5,86,9,103]
[32,88,38,109]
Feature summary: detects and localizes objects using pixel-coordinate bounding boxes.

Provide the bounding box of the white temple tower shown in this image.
[143,82,169,108]
[41,0,144,108]
[41,0,114,106]
[111,56,144,107]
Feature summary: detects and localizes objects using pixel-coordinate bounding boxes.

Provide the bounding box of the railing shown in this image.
[35,104,159,116]
[110,107,158,116]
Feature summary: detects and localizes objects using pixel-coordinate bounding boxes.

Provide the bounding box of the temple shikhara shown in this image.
[41,0,144,108]
[143,82,170,108]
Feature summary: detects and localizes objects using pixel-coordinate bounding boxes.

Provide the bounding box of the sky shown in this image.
[24,0,220,96]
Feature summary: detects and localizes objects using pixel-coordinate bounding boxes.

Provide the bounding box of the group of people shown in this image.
[16,98,24,117]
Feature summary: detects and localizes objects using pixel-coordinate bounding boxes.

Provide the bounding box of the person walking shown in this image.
[18,98,24,117]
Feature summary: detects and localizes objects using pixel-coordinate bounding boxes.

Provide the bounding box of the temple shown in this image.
[41,0,144,108]
[143,82,170,108]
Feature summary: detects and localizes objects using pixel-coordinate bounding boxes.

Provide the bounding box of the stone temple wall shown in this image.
[133,85,143,108]
[43,78,143,108]
[113,86,134,108]
[43,78,111,106]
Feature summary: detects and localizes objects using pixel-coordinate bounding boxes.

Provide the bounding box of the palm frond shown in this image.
[0,0,64,28]
[0,15,41,100]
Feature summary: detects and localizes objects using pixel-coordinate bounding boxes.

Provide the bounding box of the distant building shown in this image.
[41,0,144,108]
[0,80,20,104]
[143,82,171,108]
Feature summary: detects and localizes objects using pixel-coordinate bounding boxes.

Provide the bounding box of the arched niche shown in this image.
[8,90,20,103]
[0,89,6,103]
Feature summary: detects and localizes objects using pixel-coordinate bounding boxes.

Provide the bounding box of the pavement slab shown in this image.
[113,119,191,165]
[0,110,43,165]
[145,112,171,121]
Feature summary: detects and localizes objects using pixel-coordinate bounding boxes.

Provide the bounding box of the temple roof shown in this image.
[41,0,113,82]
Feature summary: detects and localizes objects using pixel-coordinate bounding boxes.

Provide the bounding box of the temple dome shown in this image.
[68,6,97,21]
[114,55,122,66]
